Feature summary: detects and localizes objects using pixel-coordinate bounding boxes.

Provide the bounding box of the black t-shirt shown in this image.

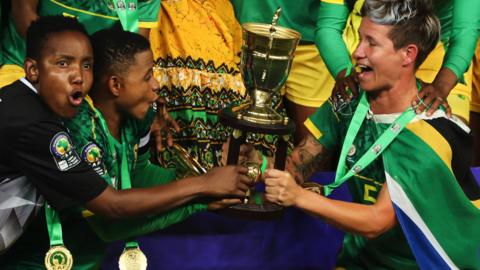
[0,79,107,210]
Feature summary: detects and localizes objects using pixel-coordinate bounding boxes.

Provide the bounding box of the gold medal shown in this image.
[44,245,73,270]
[118,247,148,270]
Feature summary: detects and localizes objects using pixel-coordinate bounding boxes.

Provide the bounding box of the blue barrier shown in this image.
[102,172,351,270]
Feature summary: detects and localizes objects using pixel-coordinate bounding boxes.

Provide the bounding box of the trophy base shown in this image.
[234,103,286,125]
[218,192,283,220]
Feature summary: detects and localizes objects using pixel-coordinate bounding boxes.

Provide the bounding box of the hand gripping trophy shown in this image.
[218,8,301,217]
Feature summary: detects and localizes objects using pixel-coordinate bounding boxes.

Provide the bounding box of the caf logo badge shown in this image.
[82,142,106,176]
[50,132,80,171]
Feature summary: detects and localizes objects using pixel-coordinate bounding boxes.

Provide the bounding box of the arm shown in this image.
[85,164,249,219]
[315,0,351,79]
[285,133,331,183]
[87,200,206,242]
[441,0,480,84]
[16,121,250,218]
[416,0,480,115]
[11,0,38,39]
[265,169,396,239]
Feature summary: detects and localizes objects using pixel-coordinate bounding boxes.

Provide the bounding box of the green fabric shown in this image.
[384,129,480,269]
[307,100,418,269]
[231,0,320,43]
[433,0,480,80]
[0,0,160,66]
[31,100,207,265]
[316,0,480,81]
[0,208,106,270]
[307,85,480,268]
[316,1,352,78]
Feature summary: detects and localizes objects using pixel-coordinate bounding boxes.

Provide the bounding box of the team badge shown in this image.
[50,132,80,171]
[82,143,106,176]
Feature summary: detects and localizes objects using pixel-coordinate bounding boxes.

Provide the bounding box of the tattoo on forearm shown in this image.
[292,135,330,182]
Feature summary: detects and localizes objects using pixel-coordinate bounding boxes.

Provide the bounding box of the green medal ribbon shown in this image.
[323,82,420,196]
[113,0,139,32]
[91,106,142,256]
[45,204,64,246]
[45,204,74,269]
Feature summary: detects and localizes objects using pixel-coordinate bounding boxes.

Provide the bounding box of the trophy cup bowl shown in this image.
[235,23,301,125]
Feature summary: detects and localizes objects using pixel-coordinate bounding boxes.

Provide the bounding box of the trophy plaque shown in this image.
[219,8,301,218]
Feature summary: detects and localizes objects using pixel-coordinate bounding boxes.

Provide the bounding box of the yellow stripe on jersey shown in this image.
[139,21,158,29]
[50,0,118,20]
[304,118,323,140]
[472,199,480,209]
[406,120,453,173]
[321,0,344,4]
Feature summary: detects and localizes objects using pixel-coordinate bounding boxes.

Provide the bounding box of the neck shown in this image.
[368,77,418,114]
[90,88,123,141]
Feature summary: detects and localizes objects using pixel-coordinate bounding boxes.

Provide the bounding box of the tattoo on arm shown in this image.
[292,134,331,183]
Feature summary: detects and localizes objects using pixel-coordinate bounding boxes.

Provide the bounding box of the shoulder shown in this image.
[0,80,60,130]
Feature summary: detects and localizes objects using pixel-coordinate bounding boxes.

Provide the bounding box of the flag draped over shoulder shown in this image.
[383,119,480,270]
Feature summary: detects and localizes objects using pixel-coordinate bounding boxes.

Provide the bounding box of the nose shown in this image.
[70,64,84,86]
[353,41,366,61]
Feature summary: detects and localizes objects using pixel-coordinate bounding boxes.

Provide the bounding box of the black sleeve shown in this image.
[12,120,108,210]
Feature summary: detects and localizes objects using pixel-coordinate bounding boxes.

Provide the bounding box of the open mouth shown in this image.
[68,90,84,106]
[356,64,373,74]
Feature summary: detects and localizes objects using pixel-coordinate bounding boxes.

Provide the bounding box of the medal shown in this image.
[44,245,73,270]
[118,247,148,270]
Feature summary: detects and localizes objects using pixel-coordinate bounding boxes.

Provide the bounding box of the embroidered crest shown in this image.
[82,143,106,176]
[49,132,80,171]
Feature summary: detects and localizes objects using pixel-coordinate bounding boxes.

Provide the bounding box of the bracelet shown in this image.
[260,154,268,173]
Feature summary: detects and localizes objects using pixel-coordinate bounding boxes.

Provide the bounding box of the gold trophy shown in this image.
[219,8,301,217]
[235,9,300,125]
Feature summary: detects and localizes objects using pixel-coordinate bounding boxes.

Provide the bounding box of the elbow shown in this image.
[362,216,396,240]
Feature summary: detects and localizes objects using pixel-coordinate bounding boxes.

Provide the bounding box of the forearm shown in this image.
[11,0,39,39]
[87,202,206,242]
[315,1,352,78]
[431,67,458,97]
[442,0,480,81]
[294,189,395,238]
[85,176,210,218]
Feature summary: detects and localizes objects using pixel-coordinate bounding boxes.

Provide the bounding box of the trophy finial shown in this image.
[269,7,282,35]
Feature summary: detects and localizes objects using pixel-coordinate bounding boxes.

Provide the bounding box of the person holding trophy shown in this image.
[0,16,251,269]
[239,0,480,268]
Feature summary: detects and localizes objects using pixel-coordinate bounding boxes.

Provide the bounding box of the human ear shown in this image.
[403,44,419,66]
[24,58,39,83]
[107,76,122,97]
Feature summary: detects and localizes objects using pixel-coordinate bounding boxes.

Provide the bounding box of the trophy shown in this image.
[218,8,301,218]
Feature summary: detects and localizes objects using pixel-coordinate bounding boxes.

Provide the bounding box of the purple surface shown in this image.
[102,172,351,270]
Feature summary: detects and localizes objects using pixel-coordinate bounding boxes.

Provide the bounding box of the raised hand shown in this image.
[151,97,181,153]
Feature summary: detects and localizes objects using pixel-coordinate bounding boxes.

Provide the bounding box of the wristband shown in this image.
[260,154,268,173]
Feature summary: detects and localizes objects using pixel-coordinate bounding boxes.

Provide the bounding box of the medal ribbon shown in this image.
[323,82,420,196]
[113,0,139,32]
[89,100,141,250]
[45,204,64,246]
